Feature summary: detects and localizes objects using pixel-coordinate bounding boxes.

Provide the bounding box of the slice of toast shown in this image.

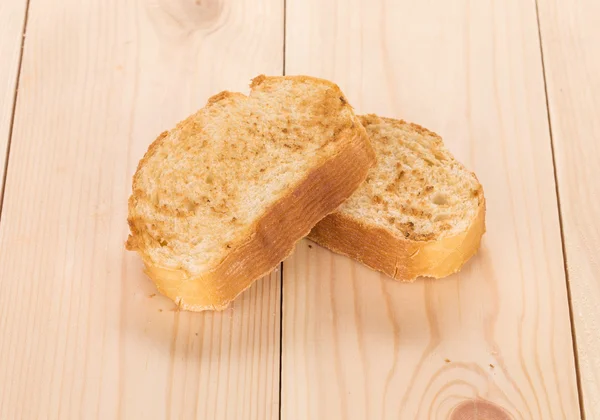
[126,75,375,311]
[308,114,485,280]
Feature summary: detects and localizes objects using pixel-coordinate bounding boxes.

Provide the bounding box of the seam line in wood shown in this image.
[534,1,586,418]
[0,0,31,221]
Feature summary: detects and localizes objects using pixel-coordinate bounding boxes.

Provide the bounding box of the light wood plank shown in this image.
[0,0,28,192]
[0,0,283,418]
[537,0,600,417]
[282,0,580,418]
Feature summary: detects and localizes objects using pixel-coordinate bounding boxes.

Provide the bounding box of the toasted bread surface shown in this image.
[127,75,375,311]
[309,114,485,280]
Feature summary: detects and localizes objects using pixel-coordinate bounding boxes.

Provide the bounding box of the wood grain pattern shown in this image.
[282,0,581,418]
[0,0,28,193]
[537,0,600,417]
[0,0,283,418]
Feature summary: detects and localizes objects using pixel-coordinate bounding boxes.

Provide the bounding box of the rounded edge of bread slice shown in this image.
[126,75,376,311]
[308,114,485,281]
[308,199,485,280]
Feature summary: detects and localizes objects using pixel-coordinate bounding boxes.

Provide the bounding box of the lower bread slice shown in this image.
[308,114,486,280]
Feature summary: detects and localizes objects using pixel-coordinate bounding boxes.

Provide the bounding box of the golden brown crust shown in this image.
[138,126,375,310]
[250,74,346,94]
[308,195,486,281]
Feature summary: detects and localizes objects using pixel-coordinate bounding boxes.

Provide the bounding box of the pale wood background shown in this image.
[0,0,27,191]
[283,0,578,419]
[537,0,600,418]
[0,0,596,419]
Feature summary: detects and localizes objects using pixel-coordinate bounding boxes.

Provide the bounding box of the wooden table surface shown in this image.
[0,0,598,419]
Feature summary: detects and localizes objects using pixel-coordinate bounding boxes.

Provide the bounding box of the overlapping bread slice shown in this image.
[308,114,485,280]
[127,75,375,311]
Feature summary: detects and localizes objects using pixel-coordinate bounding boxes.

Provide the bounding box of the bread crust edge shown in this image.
[307,196,486,281]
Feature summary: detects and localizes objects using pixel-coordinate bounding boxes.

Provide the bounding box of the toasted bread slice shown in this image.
[308,114,485,280]
[127,75,375,311]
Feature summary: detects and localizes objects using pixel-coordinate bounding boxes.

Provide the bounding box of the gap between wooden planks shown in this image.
[0,0,28,207]
[0,0,283,418]
[537,0,600,418]
[281,0,581,419]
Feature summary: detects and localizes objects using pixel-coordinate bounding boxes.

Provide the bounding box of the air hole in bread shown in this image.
[432,193,448,205]
[185,200,198,212]
[434,213,449,222]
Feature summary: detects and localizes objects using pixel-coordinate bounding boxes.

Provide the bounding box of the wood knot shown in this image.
[146,0,225,39]
[450,399,512,420]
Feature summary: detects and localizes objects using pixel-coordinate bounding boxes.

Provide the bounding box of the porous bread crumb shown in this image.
[337,114,483,241]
